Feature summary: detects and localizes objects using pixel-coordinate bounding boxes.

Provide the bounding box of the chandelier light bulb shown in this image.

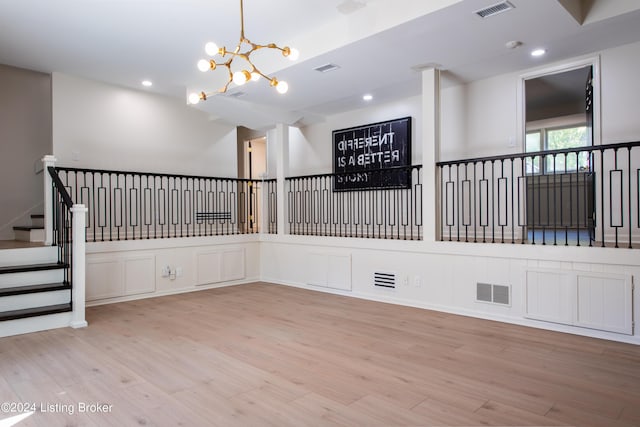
[188,92,201,105]
[205,42,219,56]
[287,48,299,61]
[233,70,250,85]
[197,59,211,72]
[193,0,295,98]
[276,81,289,94]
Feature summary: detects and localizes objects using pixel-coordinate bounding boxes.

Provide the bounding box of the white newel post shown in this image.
[42,155,57,246]
[70,204,88,329]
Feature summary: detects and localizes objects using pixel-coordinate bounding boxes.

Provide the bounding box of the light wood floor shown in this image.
[2,283,639,426]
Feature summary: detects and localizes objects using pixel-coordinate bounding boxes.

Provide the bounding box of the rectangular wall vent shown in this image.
[476,283,510,305]
[374,271,396,289]
[314,63,341,73]
[474,1,514,18]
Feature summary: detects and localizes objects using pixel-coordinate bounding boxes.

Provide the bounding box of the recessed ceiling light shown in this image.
[363,94,373,101]
[531,48,546,57]
[142,80,153,87]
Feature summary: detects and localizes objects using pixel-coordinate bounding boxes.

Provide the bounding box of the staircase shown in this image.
[0,242,74,336]
[0,157,88,337]
[13,213,45,242]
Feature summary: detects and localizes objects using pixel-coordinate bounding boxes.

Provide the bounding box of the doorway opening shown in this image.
[520,58,599,245]
[238,136,266,231]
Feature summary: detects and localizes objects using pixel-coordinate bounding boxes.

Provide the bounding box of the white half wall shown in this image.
[51,73,238,177]
[260,235,640,345]
[85,235,260,306]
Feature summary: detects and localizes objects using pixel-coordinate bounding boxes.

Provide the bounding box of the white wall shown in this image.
[52,73,238,177]
[444,40,640,161]
[600,40,640,143]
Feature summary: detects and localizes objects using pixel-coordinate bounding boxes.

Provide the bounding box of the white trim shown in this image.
[517,55,601,151]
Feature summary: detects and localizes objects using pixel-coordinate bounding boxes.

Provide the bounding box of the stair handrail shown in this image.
[47,166,73,208]
[46,164,88,329]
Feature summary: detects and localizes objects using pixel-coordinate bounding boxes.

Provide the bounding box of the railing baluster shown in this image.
[282,165,422,240]
[627,147,633,249]
[434,141,640,249]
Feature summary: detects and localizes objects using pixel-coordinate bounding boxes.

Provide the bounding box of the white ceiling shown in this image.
[1,0,640,130]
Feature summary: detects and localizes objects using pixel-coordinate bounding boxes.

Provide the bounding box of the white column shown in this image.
[421,68,441,242]
[42,155,57,246]
[70,204,88,329]
[274,123,290,235]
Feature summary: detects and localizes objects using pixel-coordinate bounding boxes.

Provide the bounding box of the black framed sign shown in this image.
[333,116,411,191]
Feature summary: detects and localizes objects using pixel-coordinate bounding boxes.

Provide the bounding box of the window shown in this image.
[525,124,590,174]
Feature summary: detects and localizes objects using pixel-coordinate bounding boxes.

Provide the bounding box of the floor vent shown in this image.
[476,283,510,305]
[474,1,514,18]
[374,271,396,289]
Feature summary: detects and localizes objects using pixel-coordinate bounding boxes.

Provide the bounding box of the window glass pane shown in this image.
[525,132,541,173]
[547,126,587,150]
[545,126,589,172]
[525,132,541,152]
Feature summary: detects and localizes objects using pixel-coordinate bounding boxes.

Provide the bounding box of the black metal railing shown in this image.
[264,179,278,234]
[48,167,73,292]
[285,165,422,240]
[55,167,267,241]
[436,141,640,248]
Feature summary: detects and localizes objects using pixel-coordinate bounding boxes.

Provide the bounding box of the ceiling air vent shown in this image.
[314,63,341,73]
[474,1,514,18]
[374,271,396,289]
[227,91,246,98]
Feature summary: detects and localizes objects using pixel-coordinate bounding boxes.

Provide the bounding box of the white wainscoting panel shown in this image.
[525,270,574,324]
[576,273,633,335]
[124,256,156,296]
[306,252,351,291]
[307,252,329,287]
[87,258,125,301]
[197,248,246,286]
[525,268,633,335]
[327,255,352,291]
[196,251,222,285]
[221,249,245,281]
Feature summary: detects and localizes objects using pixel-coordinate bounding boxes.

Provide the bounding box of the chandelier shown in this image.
[188,0,299,105]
